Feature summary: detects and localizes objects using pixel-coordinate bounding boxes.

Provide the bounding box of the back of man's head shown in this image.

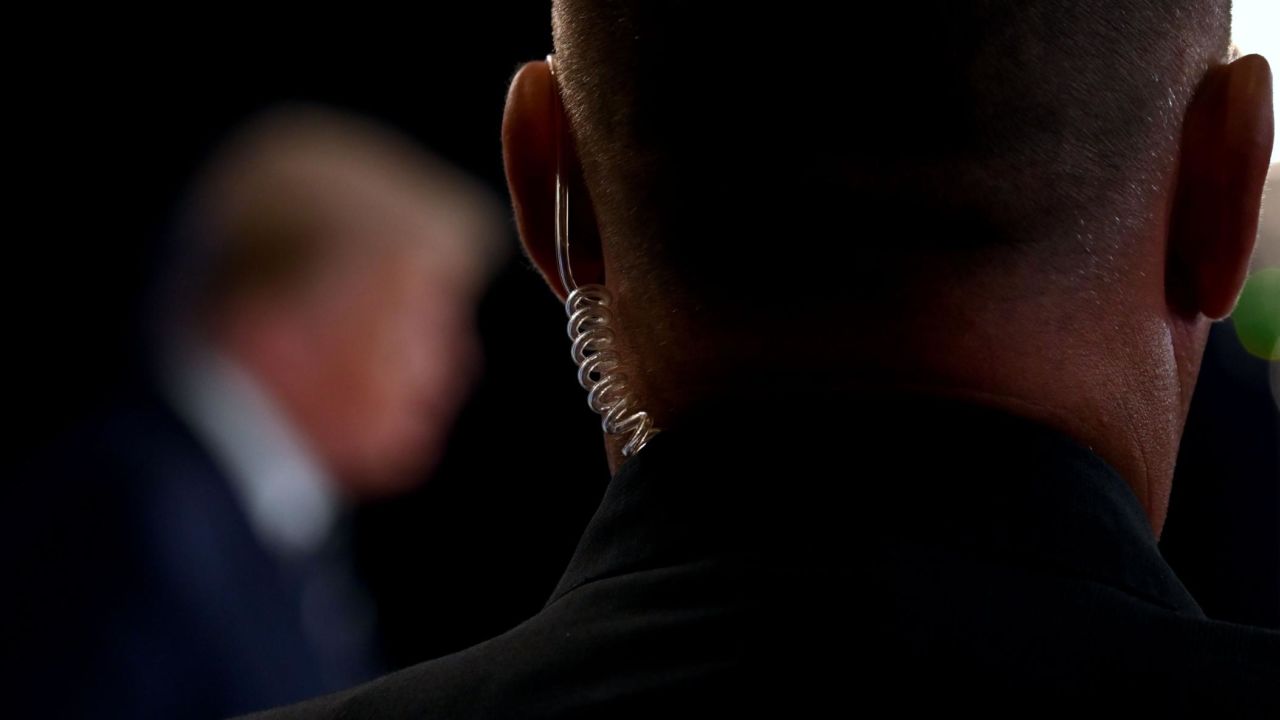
[505,1,1271,526]
[551,1,1232,316]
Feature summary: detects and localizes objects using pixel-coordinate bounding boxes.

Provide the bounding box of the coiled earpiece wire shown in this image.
[547,54,659,458]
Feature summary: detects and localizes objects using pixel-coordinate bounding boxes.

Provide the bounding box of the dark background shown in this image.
[8,4,1277,675]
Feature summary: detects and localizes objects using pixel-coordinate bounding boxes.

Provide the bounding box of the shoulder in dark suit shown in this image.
[241,394,1280,718]
[9,386,380,719]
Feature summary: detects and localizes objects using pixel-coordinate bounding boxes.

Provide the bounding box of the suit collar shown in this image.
[548,391,1202,617]
[161,337,341,558]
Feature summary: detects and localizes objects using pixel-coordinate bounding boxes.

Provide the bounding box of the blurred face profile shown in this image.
[194,108,498,499]
[285,243,480,497]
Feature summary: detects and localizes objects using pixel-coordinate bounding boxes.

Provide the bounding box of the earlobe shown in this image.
[1168,54,1274,321]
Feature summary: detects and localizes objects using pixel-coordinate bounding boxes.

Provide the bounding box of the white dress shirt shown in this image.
[161,338,341,558]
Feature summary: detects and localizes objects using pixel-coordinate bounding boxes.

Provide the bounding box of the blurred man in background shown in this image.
[14,105,502,718]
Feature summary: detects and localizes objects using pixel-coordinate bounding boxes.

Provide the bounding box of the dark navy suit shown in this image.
[10,386,381,719]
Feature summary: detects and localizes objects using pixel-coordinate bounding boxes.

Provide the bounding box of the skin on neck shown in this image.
[625,246,1187,536]
[503,55,1274,539]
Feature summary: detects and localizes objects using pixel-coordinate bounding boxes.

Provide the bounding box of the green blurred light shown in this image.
[1232,267,1280,361]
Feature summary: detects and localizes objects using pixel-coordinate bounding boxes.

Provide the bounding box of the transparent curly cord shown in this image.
[549,54,658,458]
[565,285,658,457]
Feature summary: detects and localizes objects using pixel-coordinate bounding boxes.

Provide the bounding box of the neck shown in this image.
[618,274,1193,539]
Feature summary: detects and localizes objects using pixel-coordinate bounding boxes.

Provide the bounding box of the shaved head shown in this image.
[552,1,1233,314]
[506,0,1269,503]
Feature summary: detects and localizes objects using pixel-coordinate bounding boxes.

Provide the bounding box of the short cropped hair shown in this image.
[552,1,1232,313]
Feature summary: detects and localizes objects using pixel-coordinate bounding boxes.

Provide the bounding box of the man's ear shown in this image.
[1168,54,1274,320]
[502,60,604,304]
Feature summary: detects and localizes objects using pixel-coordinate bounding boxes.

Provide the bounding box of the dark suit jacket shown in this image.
[245,393,1278,718]
[9,387,380,719]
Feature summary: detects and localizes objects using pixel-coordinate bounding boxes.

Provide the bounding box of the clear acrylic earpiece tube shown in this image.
[548,54,658,458]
